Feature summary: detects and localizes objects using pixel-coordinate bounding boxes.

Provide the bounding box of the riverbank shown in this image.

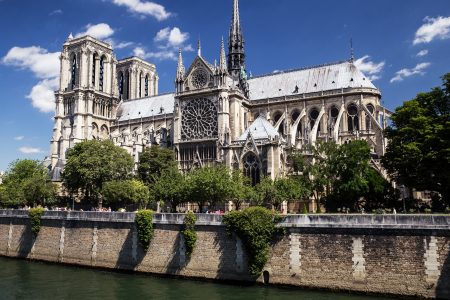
[0,210,449,299]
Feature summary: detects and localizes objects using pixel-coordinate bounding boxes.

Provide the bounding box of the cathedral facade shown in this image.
[50,0,390,184]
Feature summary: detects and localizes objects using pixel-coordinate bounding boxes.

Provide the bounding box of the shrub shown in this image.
[135,209,154,251]
[182,211,197,259]
[223,207,283,277]
[302,203,308,214]
[28,207,45,236]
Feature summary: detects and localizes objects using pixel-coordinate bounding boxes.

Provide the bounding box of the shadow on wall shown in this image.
[166,229,183,274]
[436,237,450,299]
[115,224,145,270]
[17,219,33,258]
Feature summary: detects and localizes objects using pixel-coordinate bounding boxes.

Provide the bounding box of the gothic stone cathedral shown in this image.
[50,0,390,185]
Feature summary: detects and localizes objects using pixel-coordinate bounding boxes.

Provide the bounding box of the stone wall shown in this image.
[0,210,449,299]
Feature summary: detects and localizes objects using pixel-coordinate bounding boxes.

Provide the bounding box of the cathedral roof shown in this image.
[117,93,175,122]
[237,115,281,142]
[247,60,377,101]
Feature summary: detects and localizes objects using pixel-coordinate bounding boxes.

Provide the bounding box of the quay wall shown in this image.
[0,210,449,299]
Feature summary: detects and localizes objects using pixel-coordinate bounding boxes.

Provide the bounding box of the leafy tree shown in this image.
[229,170,256,210]
[186,165,232,212]
[102,179,150,209]
[137,146,177,186]
[254,177,277,208]
[153,168,187,212]
[62,140,134,206]
[382,73,450,208]
[0,159,56,208]
[362,168,400,211]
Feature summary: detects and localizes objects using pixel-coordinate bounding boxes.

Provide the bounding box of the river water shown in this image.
[0,257,394,300]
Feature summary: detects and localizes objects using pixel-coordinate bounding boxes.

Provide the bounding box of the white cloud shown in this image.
[75,23,114,40]
[109,0,171,21]
[133,46,176,61]
[354,55,385,81]
[390,62,431,83]
[413,16,450,45]
[19,147,43,154]
[2,46,60,79]
[154,27,188,47]
[27,77,59,113]
[49,9,63,16]
[114,41,134,49]
[416,49,429,57]
[14,136,24,141]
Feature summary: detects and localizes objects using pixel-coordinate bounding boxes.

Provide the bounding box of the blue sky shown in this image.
[0,0,449,171]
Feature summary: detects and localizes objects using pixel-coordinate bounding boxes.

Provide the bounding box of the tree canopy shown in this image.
[102,179,150,209]
[153,168,187,212]
[62,140,134,206]
[137,146,177,186]
[382,73,450,209]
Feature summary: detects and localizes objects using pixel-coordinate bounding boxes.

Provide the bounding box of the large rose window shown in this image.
[181,98,218,140]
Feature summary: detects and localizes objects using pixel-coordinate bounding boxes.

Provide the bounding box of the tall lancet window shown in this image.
[71,55,77,89]
[145,75,149,97]
[119,72,124,99]
[92,53,97,86]
[99,56,105,92]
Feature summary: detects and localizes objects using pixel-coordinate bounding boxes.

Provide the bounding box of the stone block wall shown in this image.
[0,211,449,299]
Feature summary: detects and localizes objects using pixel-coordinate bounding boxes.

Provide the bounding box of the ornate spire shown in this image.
[219,37,227,72]
[176,48,185,81]
[197,39,202,57]
[228,0,245,79]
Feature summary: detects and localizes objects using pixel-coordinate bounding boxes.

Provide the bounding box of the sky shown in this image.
[0,0,449,171]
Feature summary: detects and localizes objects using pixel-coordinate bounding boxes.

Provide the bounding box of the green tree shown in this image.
[229,170,256,210]
[153,168,187,212]
[102,179,150,209]
[0,159,56,208]
[62,140,134,206]
[382,73,450,209]
[137,146,177,186]
[186,165,232,212]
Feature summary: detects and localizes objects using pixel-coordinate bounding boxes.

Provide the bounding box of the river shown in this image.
[0,257,394,300]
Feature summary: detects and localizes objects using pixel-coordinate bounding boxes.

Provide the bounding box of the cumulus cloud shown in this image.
[2,46,60,113]
[416,49,429,57]
[114,41,134,49]
[354,55,385,81]
[109,0,171,21]
[413,16,450,44]
[390,62,431,83]
[19,146,43,154]
[134,27,192,61]
[75,23,114,40]
[14,136,24,141]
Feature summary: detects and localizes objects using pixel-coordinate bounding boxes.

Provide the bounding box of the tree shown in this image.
[102,180,150,209]
[0,159,56,207]
[62,140,134,206]
[229,170,256,210]
[382,73,450,209]
[137,146,177,186]
[186,165,232,212]
[153,168,187,212]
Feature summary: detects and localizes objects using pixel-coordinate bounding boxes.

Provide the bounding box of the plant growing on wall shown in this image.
[28,207,45,236]
[135,209,154,251]
[223,207,284,277]
[182,211,197,259]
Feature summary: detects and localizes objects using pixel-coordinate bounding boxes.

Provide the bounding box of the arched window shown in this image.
[365,104,374,131]
[347,103,359,132]
[119,72,124,99]
[99,56,105,92]
[309,108,320,132]
[71,54,77,89]
[291,110,302,138]
[125,70,130,100]
[145,74,149,97]
[92,53,98,87]
[329,106,339,132]
[243,152,260,186]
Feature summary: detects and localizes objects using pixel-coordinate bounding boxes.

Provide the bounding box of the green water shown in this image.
[0,257,394,300]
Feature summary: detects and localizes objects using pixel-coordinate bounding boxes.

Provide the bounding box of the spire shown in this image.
[350,38,354,63]
[219,37,227,72]
[227,0,245,79]
[176,48,185,81]
[197,39,201,57]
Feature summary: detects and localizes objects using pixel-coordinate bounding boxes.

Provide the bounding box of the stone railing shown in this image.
[0,210,449,230]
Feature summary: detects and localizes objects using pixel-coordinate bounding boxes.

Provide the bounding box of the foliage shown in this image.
[253,176,307,210]
[135,209,154,251]
[182,211,197,259]
[223,207,283,277]
[362,168,400,211]
[102,180,150,209]
[229,170,256,210]
[0,159,56,208]
[186,165,233,212]
[302,203,308,214]
[382,73,450,208]
[137,146,177,186]
[153,168,187,212]
[62,140,134,206]
[28,207,45,236]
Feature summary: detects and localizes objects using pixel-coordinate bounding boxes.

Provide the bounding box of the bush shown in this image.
[302,203,308,214]
[223,207,283,277]
[28,207,45,236]
[182,212,197,259]
[135,209,154,251]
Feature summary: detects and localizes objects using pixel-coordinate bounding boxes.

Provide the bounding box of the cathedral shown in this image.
[50,0,390,185]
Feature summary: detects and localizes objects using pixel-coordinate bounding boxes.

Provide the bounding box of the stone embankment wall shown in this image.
[0,210,449,299]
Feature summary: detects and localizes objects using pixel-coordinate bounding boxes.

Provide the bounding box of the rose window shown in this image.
[191,69,208,89]
[181,98,218,140]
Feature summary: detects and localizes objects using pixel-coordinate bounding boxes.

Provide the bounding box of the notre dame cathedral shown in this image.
[50,0,390,185]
